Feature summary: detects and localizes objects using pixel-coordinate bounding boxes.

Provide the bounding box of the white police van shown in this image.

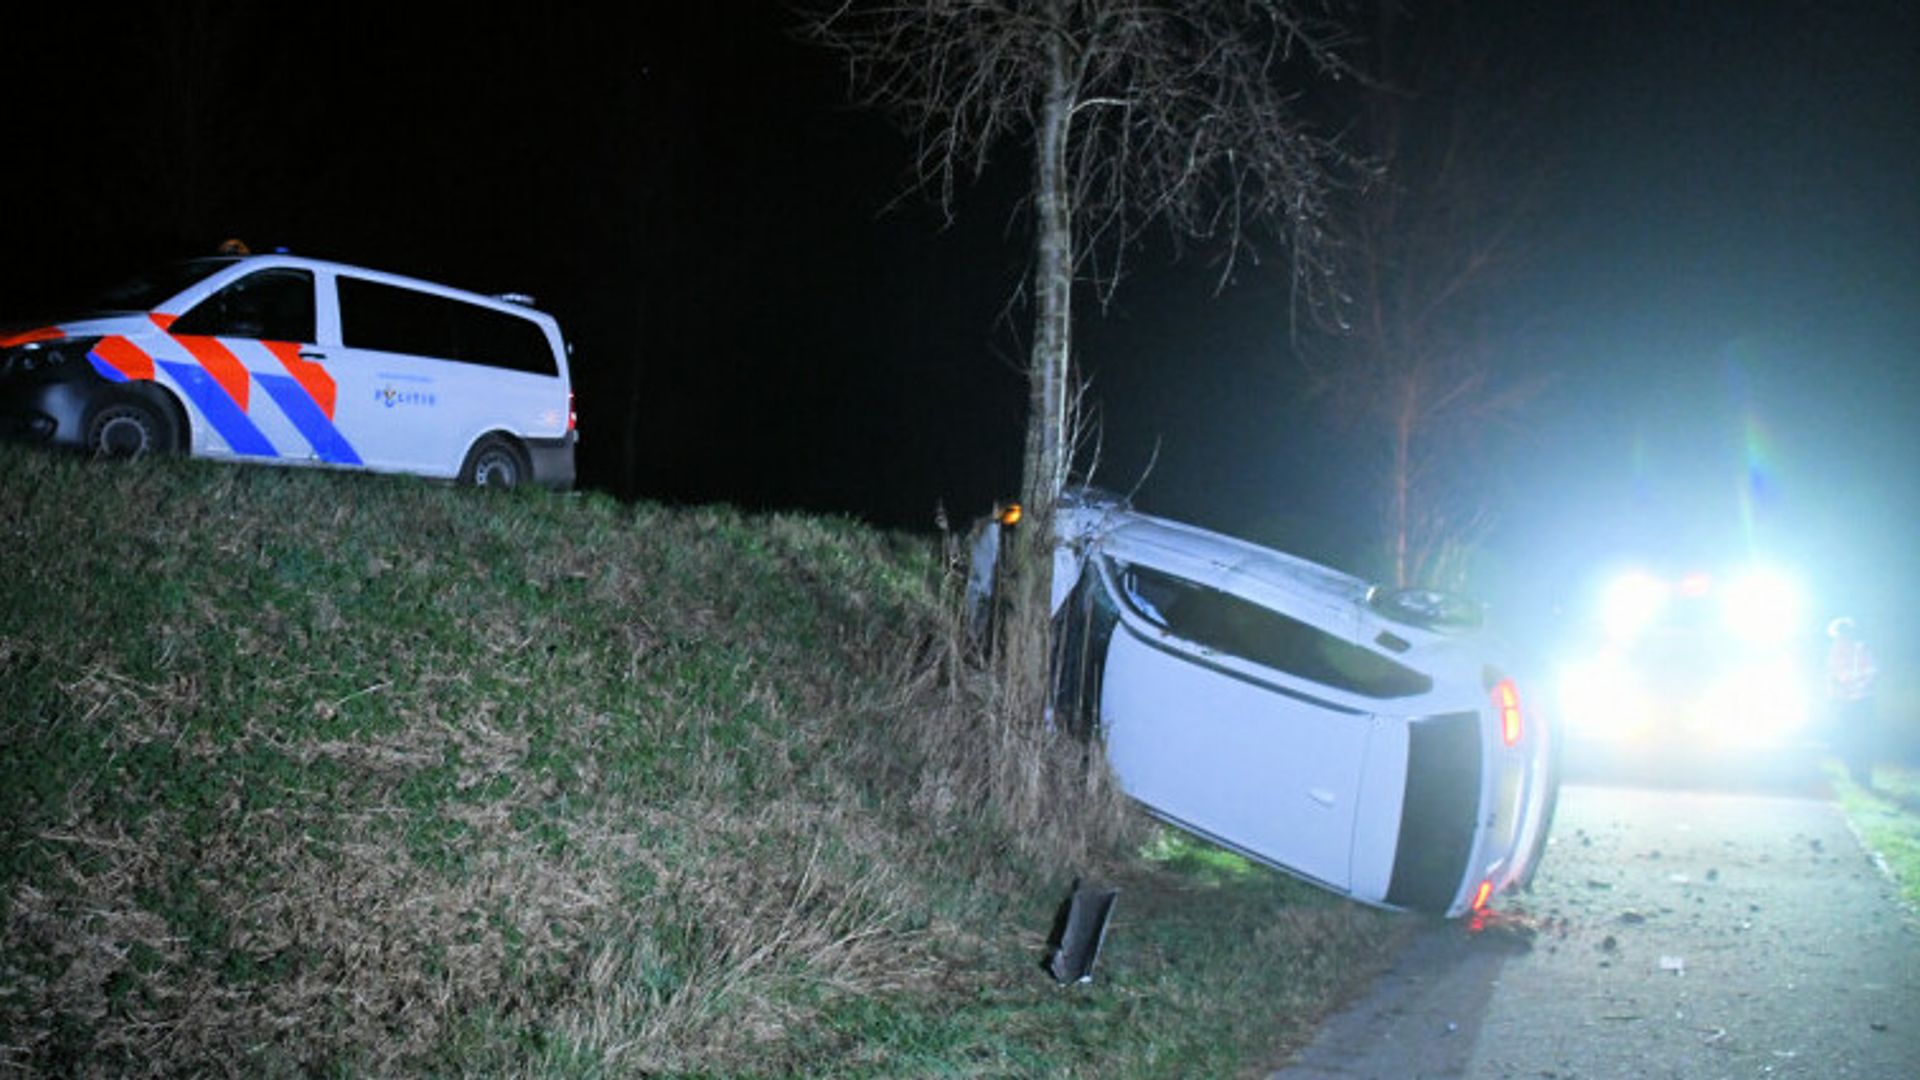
[0,251,576,489]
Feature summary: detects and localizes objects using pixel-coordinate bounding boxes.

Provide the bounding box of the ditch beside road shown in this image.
[1273,780,1920,1079]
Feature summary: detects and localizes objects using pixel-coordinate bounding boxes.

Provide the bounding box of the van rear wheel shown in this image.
[460,435,529,489]
[86,398,175,459]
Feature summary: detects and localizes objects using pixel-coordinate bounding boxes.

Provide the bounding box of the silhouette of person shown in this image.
[1827,617,1879,785]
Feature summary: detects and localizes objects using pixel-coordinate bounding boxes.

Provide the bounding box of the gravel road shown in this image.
[1273,781,1919,1079]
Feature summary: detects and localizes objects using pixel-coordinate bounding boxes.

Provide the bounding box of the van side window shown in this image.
[1113,561,1433,699]
[170,269,316,343]
[339,276,455,359]
[450,299,558,376]
[339,276,556,375]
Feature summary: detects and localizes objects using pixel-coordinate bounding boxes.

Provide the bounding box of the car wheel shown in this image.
[460,435,529,489]
[85,398,174,459]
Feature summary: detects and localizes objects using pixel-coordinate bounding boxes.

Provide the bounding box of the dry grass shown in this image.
[4,679,952,1076]
[0,449,1156,1076]
[0,449,1415,1078]
[856,612,1141,881]
[5,779,937,1075]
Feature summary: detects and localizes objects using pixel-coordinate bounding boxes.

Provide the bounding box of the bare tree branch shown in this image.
[802,0,1363,715]
[803,0,1364,506]
[1300,0,1551,590]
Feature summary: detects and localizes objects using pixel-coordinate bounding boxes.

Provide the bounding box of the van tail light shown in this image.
[1490,677,1522,747]
[1470,878,1494,913]
[568,392,577,432]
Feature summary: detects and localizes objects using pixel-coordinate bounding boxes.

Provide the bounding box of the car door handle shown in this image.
[298,350,327,361]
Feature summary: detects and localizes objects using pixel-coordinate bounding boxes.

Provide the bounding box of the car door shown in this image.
[1094,560,1382,892]
[162,266,363,466]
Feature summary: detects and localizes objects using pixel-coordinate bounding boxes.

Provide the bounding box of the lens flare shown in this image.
[1601,571,1669,641]
[1722,566,1804,645]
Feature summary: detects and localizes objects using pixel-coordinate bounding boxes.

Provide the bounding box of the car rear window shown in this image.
[338,276,557,375]
[1112,561,1433,699]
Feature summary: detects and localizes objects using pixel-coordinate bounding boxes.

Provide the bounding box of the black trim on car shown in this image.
[1110,619,1368,717]
[1385,710,1483,913]
[1052,568,1122,739]
[522,433,577,490]
[1106,559,1433,699]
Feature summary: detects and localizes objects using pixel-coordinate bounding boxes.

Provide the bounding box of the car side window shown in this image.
[339,275,555,374]
[170,268,316,343]
[1113,561,1433,699]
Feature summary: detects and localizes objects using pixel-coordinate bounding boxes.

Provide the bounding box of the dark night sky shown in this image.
[5,2,1916,652]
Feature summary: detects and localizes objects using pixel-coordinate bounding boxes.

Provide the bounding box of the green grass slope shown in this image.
[0,447,1400,1077]
[1833,765,1920,913]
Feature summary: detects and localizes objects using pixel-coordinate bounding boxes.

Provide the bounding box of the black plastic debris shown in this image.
[1044,879,1119,984]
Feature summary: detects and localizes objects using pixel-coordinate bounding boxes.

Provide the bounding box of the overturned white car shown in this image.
[971,490,1559,917]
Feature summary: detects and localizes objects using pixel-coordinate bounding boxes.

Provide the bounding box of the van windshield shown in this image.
[85,258,240,313]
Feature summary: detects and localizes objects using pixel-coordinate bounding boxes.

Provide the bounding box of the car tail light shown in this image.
[568,392,577,432]
[1491,678,1522,747]
[1470,878,1494,913]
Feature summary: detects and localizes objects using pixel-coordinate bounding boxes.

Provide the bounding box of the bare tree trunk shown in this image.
[1002,15,1079,724]
[805,0,1360,718]
[1024,17,1076,517]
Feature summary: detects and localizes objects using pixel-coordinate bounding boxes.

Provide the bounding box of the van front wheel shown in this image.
[86,398,175,459]
[460,435,529,489]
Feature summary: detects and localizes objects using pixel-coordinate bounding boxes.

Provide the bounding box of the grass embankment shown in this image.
[0,447,1401,1076]
[1833,765,1920,912]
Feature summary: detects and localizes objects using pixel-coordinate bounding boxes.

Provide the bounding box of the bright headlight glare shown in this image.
[1601,572,1669,641]
[1701,662,1810,741]
[1557,654,1645,734]
[1722,567,1803,644]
